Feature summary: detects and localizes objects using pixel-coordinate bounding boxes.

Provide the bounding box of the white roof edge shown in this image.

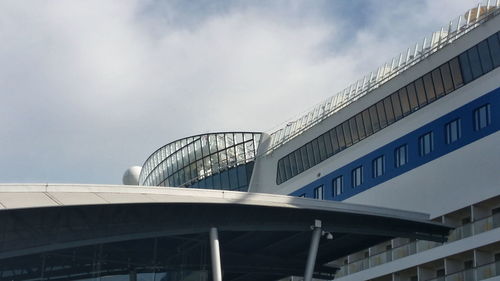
[0,183,430,222]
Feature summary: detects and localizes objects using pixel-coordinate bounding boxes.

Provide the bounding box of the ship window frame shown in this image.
[473,104,491,131]
[477,39,493,73]
[355,113,366,140]
[329,128,340,153]
[439,62,455,94]
[458,52,473,84]
[332,175,344,197]
[419,131,434,157]
[314,185,324,200]
[351,166,363,188]
[383,96,395,125]
[362,109,374,136]
[391,92,403,121]
[342,121,353,147]
[487,32,500,68]
[431,68,445,98]
[376,101,388,129]
[349,117,360,144]
[395,144,408,168]
[416,76,430,106]
[467,45,483,80]
[372,155,385,178]
[369,105,381,133]
[445,118,462,144]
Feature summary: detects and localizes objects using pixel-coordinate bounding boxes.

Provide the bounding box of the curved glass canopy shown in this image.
[139,132,262,191]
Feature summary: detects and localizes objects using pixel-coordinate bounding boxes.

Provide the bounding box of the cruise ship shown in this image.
[135,2,500,281]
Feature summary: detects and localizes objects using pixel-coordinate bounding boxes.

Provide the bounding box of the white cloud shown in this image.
[0,0,479,183]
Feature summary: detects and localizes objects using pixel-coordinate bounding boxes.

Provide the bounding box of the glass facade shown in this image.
[139,132,262,191]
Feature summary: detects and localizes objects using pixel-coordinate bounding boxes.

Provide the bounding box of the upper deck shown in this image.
[249,2,500,195]
[264,2,500,155]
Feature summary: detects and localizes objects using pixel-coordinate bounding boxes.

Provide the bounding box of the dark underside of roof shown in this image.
[0,203,451,281]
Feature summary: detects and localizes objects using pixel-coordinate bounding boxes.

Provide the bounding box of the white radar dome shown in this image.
[122,166,142,185]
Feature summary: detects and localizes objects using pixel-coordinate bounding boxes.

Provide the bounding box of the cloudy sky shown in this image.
[0,0,476,184]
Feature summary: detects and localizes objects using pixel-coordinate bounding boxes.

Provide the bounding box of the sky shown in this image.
[0,0,477,184]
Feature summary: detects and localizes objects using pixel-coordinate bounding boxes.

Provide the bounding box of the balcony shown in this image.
[336,213,500,277]
[424,261,500,281]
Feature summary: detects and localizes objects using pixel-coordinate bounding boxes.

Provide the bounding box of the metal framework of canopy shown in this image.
[0,184,451,281]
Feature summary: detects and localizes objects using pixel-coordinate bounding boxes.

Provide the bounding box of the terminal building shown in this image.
[0,2,499,281]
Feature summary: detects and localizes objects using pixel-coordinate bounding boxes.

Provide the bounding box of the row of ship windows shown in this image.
[277,31,500,185]
[304,104,492,199]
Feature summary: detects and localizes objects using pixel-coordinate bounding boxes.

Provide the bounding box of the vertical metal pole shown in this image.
[209,227,223,281]
[129,270,137,281]
[304,221,322,281]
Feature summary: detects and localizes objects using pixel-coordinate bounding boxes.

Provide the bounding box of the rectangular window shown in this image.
[445,119,462,144]
[351,166,363,188]
[311,139,321,165]
[419,132,434,156]
[342,122,353,147]
[362,109,374,136]
[355,114,366,140]
[369,105,381,132]
[468,46,483,79]
[399,87,411,116]
[300,146,310,170]
[323,132,334,157]
[459,52,473,84]
[383,96,395,125]
[314,185,324,200]
[440,62,455,94]
[449,57,464,88]
[391,92,403,120]
[395,144,408,168]
[376,101,388,129]
[289,152,298,177]
[295,150,304,174]
[336,126,346,149]
[406,83,419,111]
[317,135,327,161]
[474,104,491,131]
[306,142,315,168]
[431,68,445,98]
[488,33,500,68]
[477,39,493,73]
[332,176,343,197]
[329,129,340,153]
[283,155,292,180]
[372,155,385,178]
[349,118,359,144]
[416,77,430,106]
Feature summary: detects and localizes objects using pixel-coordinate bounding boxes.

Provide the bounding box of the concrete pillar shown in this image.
[209,227,223,281]
[304,220,322,281]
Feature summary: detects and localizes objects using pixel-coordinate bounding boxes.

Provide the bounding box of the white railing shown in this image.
[265,1,500,154]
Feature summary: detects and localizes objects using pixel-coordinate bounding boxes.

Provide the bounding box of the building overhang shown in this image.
[0,184,451,281]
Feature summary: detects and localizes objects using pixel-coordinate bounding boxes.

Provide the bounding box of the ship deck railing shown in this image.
[265,1,500,155]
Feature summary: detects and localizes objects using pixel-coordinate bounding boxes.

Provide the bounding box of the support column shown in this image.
[304,220,322,281]
[209,227,223,281]
[129,270,137,281]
